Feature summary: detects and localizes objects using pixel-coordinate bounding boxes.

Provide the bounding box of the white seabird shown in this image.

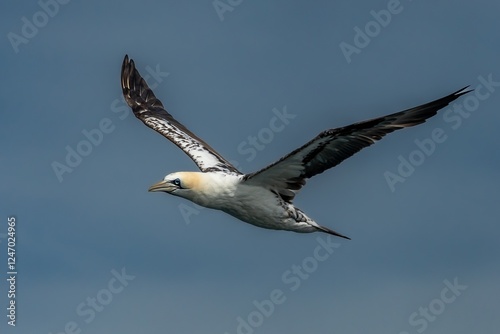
[121,55,470,240]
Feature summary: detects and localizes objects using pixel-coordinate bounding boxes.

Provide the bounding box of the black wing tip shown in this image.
[120,54,164,113]
[453,85,473,97]
[390,85,473,126]
[120,55,131,91]
[121,54,136,92]
[122,54,136,77]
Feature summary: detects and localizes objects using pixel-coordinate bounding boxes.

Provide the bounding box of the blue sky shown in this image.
[1,1,499,333]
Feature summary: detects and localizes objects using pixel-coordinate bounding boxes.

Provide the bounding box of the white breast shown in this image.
[187,172,289,230]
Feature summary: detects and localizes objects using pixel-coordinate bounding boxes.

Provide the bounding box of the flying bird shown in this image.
[121,55,470,240]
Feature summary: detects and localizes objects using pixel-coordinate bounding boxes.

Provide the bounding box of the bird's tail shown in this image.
[316,225,351,240]
[293,206,351,240]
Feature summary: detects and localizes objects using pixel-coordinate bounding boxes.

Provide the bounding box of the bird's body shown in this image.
[121,55,470,239]
[158,171,323,234]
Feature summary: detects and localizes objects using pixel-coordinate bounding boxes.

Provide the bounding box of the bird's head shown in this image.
[148,172,203,199]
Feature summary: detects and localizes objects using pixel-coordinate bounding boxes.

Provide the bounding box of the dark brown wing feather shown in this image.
[121,55,240,174]
[244,87,471,202]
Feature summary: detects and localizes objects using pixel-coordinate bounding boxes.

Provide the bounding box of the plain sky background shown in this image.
[1,1,499,333]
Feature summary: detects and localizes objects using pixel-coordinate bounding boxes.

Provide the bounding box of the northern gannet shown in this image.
[121,55,470,240]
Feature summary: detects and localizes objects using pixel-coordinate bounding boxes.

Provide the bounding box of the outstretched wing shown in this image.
[243,87,471,202]
[121,55,240,174]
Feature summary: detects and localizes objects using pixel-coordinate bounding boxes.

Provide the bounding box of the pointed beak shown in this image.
[148,180,175,193]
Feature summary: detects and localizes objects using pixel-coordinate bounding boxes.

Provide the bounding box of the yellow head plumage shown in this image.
[148,171,206,194]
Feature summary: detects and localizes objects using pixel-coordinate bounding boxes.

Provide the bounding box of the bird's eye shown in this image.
[172,178,181,187]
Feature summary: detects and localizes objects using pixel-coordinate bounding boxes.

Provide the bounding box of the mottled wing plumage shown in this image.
[244,87,471,202]
[121,55,240,174]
